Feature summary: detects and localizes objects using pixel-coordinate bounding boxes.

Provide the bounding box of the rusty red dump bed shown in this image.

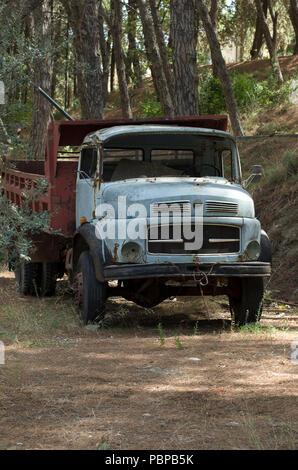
[1,115,227,237]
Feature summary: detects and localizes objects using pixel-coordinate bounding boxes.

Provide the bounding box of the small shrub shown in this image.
[265,150,298,186]
[198,70,294,115]
[137,92,163,118]
[199,72,225,114]
[284,150,298,178]
[0,179,50,266]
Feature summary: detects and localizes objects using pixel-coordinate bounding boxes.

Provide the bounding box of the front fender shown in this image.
[73,223,105,282]
[259,229,272,264]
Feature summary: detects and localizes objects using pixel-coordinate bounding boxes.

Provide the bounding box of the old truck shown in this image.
[1,115,271,325]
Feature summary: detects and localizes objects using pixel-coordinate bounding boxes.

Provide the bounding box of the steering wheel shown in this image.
[182,163,221,177]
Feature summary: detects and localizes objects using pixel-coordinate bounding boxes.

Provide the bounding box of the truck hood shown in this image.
[96,177,255,218]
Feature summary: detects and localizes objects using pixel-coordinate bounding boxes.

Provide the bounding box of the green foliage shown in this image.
[199,72,226,114]
[199,70,294,115]
[137,92,163,118]
[174,333,185,350]
[3,103,32,128]
[0,178,50,266]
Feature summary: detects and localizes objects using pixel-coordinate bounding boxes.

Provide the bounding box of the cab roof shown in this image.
[82,124,234,146]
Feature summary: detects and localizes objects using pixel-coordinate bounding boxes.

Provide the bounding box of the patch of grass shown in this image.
[242,412,264,450]
[239,322,290,335]
[240,409,297,450]
[174,333,185,350]
[0,355,22,391]
[96,441,110,450]
[263,289,280,303]
[157,322,165,346]
[193,320,199,336]
[0,299,78,344]
[0,329,15,341]
[23,339,54,348]
[97,306,137,329]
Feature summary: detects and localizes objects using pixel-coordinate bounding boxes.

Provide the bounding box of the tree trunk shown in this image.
[31,0,52,158]
[250,0,268,59]
[196,0,244,136]
[209,0,218,32]
[64,19,70,109]
[170,0,199,115]
[127,0,143,88]
[110,45,115,92]
[62,0,109,120]
[98,5,110,105]
[149,0,174,99]
[208,0,219,75]
[22,14,33,104]
[137,0,174,117]
[254,0,283,83]
[50,2,62,100]
[289,0,298,54]
[111,0,133,118]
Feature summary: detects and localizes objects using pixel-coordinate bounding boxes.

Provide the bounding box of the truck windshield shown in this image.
[102,134,236,182]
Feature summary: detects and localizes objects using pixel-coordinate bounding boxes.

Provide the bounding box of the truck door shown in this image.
[76,147,98,228]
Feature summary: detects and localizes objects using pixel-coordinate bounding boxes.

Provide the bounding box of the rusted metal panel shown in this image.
[1,161,77,237]
[28,231,71,263]
[1,167,49,212]
[55,115,228,147]
[49,161,77,235]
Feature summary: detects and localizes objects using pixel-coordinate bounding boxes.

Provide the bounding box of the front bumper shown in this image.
[103,261,271,281]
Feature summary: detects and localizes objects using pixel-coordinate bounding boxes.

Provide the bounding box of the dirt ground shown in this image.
[0,271,297,450]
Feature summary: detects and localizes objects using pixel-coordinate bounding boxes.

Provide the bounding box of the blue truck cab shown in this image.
[73,123,271,325]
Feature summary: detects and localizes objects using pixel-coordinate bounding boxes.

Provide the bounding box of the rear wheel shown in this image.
[14,262,40,296]
[40,262,58,297]
[229,277,264,326]
[74,251,107,324]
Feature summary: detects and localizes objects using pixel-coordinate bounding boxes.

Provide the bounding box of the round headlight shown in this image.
[121,242,142,262]
[246,240,260,260]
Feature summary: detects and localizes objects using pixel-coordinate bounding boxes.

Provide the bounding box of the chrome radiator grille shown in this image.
[148,224,240,254]
[150,201,191,216]
[205,200,238,215]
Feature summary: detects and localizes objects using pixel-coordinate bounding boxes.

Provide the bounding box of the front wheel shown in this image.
[74,251,107,324]
[229,277,264,326]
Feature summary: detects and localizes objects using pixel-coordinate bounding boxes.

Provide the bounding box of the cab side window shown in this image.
[80,148,97,179]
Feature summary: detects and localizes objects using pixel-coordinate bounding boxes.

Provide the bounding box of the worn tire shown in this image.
[229,277,264,326]
[14,262,40,296]
[74,251,107,324]
[40,262,58,297]
[259,230,272,264]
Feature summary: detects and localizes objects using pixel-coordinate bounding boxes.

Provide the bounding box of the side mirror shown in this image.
[251,165,263,182]
[243,165,263,188]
